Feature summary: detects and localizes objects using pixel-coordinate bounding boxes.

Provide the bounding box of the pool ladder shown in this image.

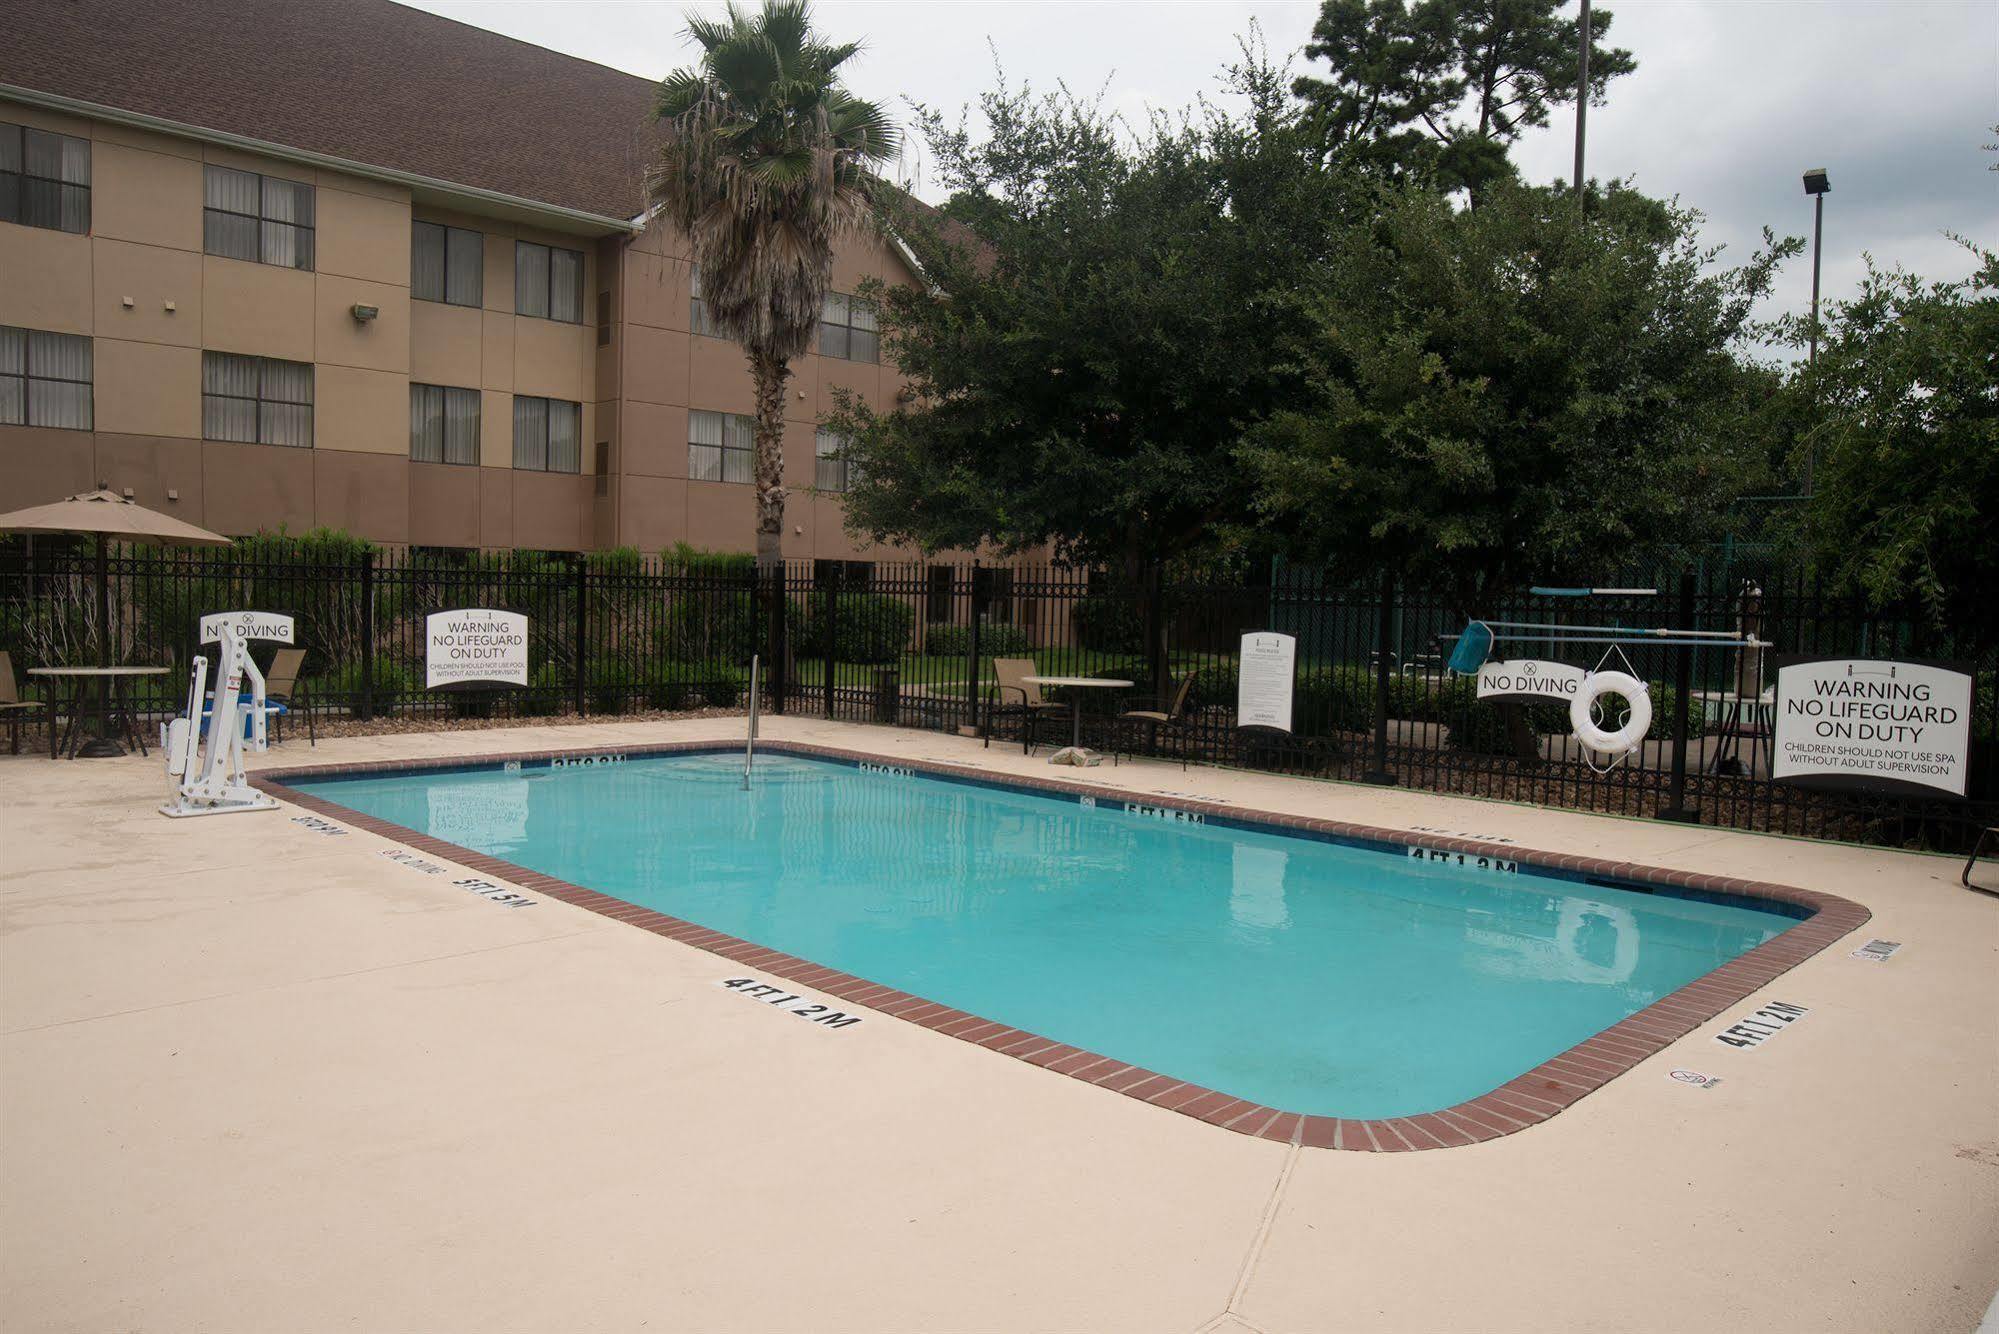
[742,654,760,789]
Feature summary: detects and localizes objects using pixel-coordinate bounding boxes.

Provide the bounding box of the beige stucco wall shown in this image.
[0,95,950,557]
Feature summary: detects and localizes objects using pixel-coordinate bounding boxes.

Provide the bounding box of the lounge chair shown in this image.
[264,647,315,746]
[983,656,1071,755]
[1116,671,1197,769]
[0,651,45,756]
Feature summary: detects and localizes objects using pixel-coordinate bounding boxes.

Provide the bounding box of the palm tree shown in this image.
[650,0,897,566]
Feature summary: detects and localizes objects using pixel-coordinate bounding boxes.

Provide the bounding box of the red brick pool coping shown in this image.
[255,738,1871,1153]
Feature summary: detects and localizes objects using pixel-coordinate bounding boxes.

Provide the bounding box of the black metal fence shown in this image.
[3,544,1992,850]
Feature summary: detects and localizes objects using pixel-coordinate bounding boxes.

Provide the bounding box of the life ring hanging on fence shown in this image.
[1570,671,1652,756]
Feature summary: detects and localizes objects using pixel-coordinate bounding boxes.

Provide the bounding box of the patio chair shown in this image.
[983,656,1071,755]
[0,651,46,756]
[264,647,315,746]
[1115,671,1197,769]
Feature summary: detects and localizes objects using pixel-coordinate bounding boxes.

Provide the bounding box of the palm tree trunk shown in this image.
[749,349,791,567]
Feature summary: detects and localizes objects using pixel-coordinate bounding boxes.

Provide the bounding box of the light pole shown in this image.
[1801,167,1829,496]
[1802,167,1830,367]
[1573,0,1591,211]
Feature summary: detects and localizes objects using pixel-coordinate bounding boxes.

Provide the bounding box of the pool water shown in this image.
[296,753,1796,1118]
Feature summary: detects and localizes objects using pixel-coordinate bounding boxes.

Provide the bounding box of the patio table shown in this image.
[30,665,168,759]
[1021,675,1132,766]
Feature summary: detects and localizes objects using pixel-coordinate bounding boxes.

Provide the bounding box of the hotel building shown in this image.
[0,0,919,560]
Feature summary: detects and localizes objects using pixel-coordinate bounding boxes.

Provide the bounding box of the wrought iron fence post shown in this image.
[1660,568,1700,822]
[357,549,375,722]
[823,572,839,720]
[765,562,787,715]
[1364,569,1398,785]
[967,560,985,733]
[572,554,587,717]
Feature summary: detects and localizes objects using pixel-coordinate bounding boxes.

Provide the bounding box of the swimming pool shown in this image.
[280,746,1838,1127]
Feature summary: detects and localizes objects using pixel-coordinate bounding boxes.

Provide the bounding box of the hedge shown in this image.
[924,620,1033,658]
[789,591,914,664]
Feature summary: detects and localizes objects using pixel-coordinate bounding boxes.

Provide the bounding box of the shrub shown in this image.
[789,591,914,664]
[661,542,755,578]
[585,657,638,713]
[1073,593,1143,654]
[516,661,566,716]
[659,590,759,664]
[924,619,1032,658]
[1295,665,1376,735]
[309,656,417,713]
[706,667,747,708]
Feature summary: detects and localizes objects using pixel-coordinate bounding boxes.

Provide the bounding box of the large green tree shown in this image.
[1241,181,1796,610]
[1294,0,1635,195]
[827,52,1352,576]
[1783,245,1999,651]
[649,0,896,564]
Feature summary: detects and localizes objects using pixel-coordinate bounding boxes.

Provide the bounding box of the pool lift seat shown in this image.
[160,613,292,818]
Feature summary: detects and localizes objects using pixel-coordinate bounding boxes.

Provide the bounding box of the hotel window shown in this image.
[515,241,583,322]
[412,222,483,306]
[689,264,720,336]
[512,395,581,473]
[817,292,878,363]
[0,326,92,430]
[409,384,480,465]
[814,426,853,492]
[687,409,752,484]
[0,122,90,234]
[203,166,314,270]
[202,352,313,447]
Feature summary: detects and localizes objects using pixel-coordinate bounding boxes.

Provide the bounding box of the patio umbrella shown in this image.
[0,488,231,756]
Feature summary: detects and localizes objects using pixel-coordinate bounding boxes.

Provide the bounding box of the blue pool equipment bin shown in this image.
[1447,621,1494,675]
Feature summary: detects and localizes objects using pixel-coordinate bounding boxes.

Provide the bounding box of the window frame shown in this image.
[202,166,315,271]
[409,382,481,466]
[817,291,879,363]
[689,263,720,337]
[687,408,753,484]
[511,394,582,473]
[0,325,93,430]
[814,425,852,493]
[201,351,314,447]
[411,221,484,307]
[0,121,91,235]
[514,240,584,323]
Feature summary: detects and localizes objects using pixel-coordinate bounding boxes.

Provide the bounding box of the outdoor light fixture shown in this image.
[351,303,379,323]
[1802,167,1830,195]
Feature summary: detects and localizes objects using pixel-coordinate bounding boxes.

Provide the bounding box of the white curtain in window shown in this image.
[412,223,445,303]
[445,228,483,306]
[203,167,259,261]
[516,244,549,319]
[550,248,583,323]
[0,327,23,426]
[688,409,722,447]
[513,396,548,469]
[547,401,581,473]
[201,352,258,442]
[444,387,480,464]
[409,385,441,462]
[260,180,313,270]
[26,330,90,429]
[721,412,753,454]
[259,359,313,447]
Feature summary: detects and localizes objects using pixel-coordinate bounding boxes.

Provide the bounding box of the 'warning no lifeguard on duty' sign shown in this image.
[425,609,529,689]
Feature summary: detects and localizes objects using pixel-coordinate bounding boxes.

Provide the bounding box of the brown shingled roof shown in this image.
[0,0,663,220]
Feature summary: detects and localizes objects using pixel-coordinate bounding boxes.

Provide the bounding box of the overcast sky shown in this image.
[410,0,1995,357]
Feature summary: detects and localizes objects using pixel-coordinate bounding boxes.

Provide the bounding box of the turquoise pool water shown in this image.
[295,752,1796,1117]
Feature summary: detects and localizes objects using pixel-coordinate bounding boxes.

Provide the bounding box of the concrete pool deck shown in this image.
[2,716,1995,1333]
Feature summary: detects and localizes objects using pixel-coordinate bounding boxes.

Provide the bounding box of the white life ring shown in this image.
[1570,671,1652,756]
